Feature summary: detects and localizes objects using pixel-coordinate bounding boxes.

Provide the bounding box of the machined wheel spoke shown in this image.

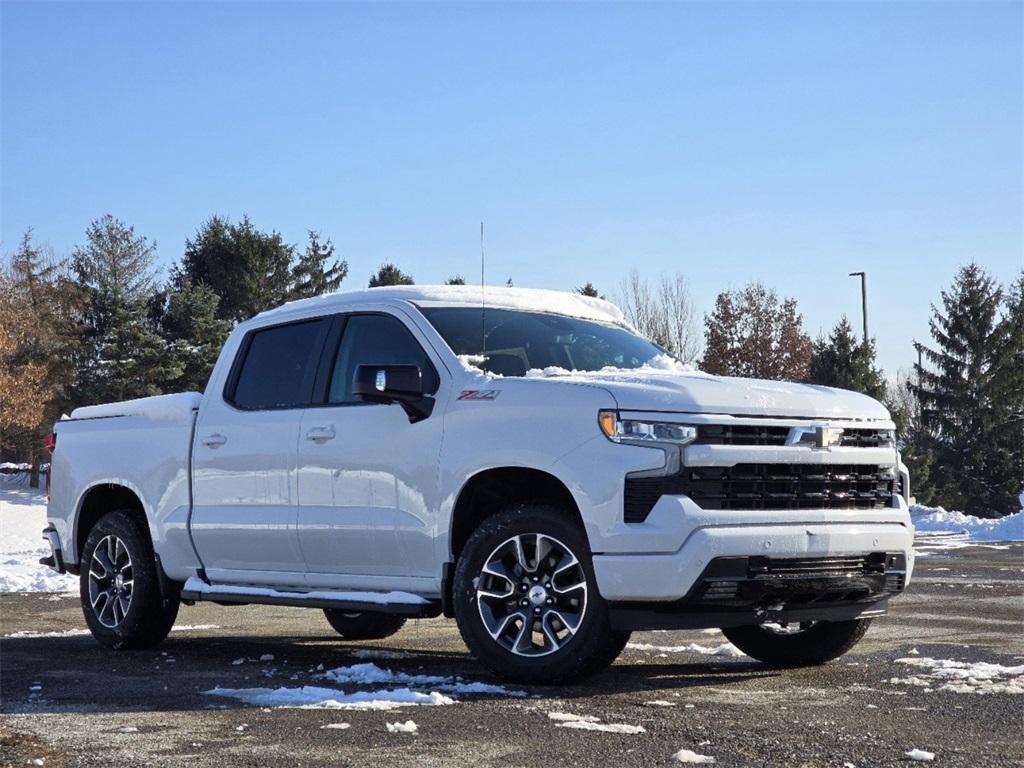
[89,535,134,629]
[547,608,582,635]
[93,548,114,578]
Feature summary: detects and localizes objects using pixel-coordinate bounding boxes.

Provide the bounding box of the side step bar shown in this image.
[180,576,442,618]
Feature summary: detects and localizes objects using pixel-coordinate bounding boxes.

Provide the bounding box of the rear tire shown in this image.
[80,510,180,650]
[323,610,407,640]
[453,505,630,685]
[722,618,871,666]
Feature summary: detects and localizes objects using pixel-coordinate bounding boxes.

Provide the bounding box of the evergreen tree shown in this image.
[445,275,466,285]
[369,263,414,287]
[160,280,232,393]
[71,215,173,405]
[177,215,295,322]
[911,264,1018,516]
[577,282,600,298]
[288,231,348,300]
[807,316,886,399]
[992,272,1024,509]
[887,373,936,506]
[702,283,812,380]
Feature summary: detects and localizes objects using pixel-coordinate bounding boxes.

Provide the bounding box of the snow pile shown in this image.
[0,479,77,593]
[674,749,716,764]
[204,685,454,710]
[320,663,525,697]
[626,641,745,657]
[890,657,1024,695]
[385,720,418,734]
[69,392,202,421]
[911,505,1023,543]
[547,711,645,734]
[905,749,935,762]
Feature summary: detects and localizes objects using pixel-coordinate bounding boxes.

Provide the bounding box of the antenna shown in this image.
[480,221,486,361]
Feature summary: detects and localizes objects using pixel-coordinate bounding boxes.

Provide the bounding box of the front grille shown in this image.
[624,463,895,521]
[695,425,891,448]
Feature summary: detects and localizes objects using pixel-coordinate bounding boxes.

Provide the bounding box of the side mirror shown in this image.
[353,364,434,423]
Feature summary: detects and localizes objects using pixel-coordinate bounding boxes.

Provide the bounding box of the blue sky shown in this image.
[2,1,1021,374]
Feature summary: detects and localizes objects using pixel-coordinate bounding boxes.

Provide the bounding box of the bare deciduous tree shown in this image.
[615,269,701,362]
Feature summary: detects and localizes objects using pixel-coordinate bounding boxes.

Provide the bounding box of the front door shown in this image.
[296,312,445,587]
[190,317,330,585]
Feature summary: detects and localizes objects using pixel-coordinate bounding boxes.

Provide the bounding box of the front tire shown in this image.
[80,510,180,650]
[722,618,871,666]
[323,610,407,640]
[453,505,630,685]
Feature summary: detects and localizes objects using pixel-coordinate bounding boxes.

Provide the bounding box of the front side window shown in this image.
[418,307,667,376]
[230,319,327,409]
[328,314,436,404]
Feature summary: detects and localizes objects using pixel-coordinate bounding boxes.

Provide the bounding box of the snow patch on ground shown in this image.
[905,748,935,761]
[554,719,646,734]
[626,641,745,657]
[0,479,77,593]
[547,712,600,723]
[204,685,454,710]
[890,657,1024,694]
[320,662,526,697]
[385,720,418,734]
[674,749,716,764]
[911,505,1023,543]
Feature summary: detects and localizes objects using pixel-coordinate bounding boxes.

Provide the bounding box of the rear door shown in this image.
[296,311,446,586]
[190,317,330,586]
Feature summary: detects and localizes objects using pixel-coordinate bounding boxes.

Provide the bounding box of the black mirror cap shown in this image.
[353,364,434,423]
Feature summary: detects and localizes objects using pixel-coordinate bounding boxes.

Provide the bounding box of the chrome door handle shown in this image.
[201,433,227,448]
[305,426,336,443]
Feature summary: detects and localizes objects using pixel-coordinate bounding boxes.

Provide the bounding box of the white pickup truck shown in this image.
[43,285,913,683]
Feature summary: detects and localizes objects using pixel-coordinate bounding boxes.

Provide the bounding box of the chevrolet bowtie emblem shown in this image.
[787,424,844,449]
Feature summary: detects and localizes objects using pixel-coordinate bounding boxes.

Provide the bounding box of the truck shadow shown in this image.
[0,633,774,715]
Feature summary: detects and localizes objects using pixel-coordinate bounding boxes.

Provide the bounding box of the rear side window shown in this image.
[328,314,437,404]
[230,320,328,409]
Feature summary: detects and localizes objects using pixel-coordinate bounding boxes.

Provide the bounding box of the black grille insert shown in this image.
[624,463,895,522]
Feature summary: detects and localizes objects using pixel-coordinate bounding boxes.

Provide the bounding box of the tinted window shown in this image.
[231,320,327,409]
[328,315,435,404]
[419,307,666,375]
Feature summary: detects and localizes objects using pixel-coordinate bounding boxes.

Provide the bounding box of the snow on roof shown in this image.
[254,285,629,326]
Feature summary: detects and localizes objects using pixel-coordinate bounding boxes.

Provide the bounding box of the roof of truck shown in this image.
[254,284,629,326]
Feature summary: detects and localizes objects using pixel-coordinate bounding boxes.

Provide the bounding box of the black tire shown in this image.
[453,505,630,685]
[722,618,871,667]
[79,510,180,650]
[323,610,407,640]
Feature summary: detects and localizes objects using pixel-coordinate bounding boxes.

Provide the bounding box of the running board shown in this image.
[180,576,442,617]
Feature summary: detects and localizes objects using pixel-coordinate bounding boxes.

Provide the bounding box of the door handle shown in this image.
[201,433,227,448]
[305,426,336,443]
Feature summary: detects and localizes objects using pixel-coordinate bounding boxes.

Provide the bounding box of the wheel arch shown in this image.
[73,481,152,564]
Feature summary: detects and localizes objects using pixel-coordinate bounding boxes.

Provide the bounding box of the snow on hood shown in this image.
[69,392,203,421]
[462,356,891,420]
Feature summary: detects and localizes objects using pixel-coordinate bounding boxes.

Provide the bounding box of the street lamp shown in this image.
[849,271,868,345]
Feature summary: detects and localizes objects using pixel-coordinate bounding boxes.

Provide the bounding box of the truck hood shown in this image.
[533,370,891,421]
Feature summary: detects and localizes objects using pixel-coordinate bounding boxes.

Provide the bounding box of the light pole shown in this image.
[849,271,868,345]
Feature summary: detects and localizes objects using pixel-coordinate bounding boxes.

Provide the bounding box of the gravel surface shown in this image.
[2,544,1022,767]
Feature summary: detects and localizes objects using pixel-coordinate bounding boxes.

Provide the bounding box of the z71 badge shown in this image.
[458,389,501,401]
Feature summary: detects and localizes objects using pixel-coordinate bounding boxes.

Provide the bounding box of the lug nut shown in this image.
[544,583,551,589]
[546,598,553,605]
[534,607,541,615]
[521,599,528,607]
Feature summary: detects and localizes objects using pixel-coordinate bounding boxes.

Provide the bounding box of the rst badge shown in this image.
[458,390,501,401]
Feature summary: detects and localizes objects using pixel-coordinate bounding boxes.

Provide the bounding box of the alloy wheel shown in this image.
[88,534,134,628]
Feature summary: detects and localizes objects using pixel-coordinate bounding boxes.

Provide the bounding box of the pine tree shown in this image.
[71,215,173,405]
[288,231,348,300]
[369,263,414,287]
[577,282,600,298]
[177,215,295,322]
[911,264,1017,516]
[992,272,1024,509]
[445,276,466,285]
[702,283,812,380]
[807,316,886,399]
[160,280,232,393]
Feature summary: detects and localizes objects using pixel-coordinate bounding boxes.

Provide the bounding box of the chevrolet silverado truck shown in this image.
[43,285,913,683]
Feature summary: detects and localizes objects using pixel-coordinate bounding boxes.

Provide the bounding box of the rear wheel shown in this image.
[453,505,630,684]
[323,610,407,640]
[80,510,180,649]
[722,618,871,666]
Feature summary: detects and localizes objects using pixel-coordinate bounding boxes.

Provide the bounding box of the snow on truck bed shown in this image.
[68,391,202,421]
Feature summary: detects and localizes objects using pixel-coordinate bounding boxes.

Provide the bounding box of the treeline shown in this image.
[1,215,1021,515]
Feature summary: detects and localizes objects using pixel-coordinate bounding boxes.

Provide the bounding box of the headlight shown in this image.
[598,410,698,445]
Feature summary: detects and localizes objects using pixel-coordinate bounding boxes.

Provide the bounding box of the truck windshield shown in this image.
[418,306,668,377]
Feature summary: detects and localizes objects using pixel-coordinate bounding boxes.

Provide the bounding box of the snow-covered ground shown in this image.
[0,475,76,593]
[911,504,1023,541]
